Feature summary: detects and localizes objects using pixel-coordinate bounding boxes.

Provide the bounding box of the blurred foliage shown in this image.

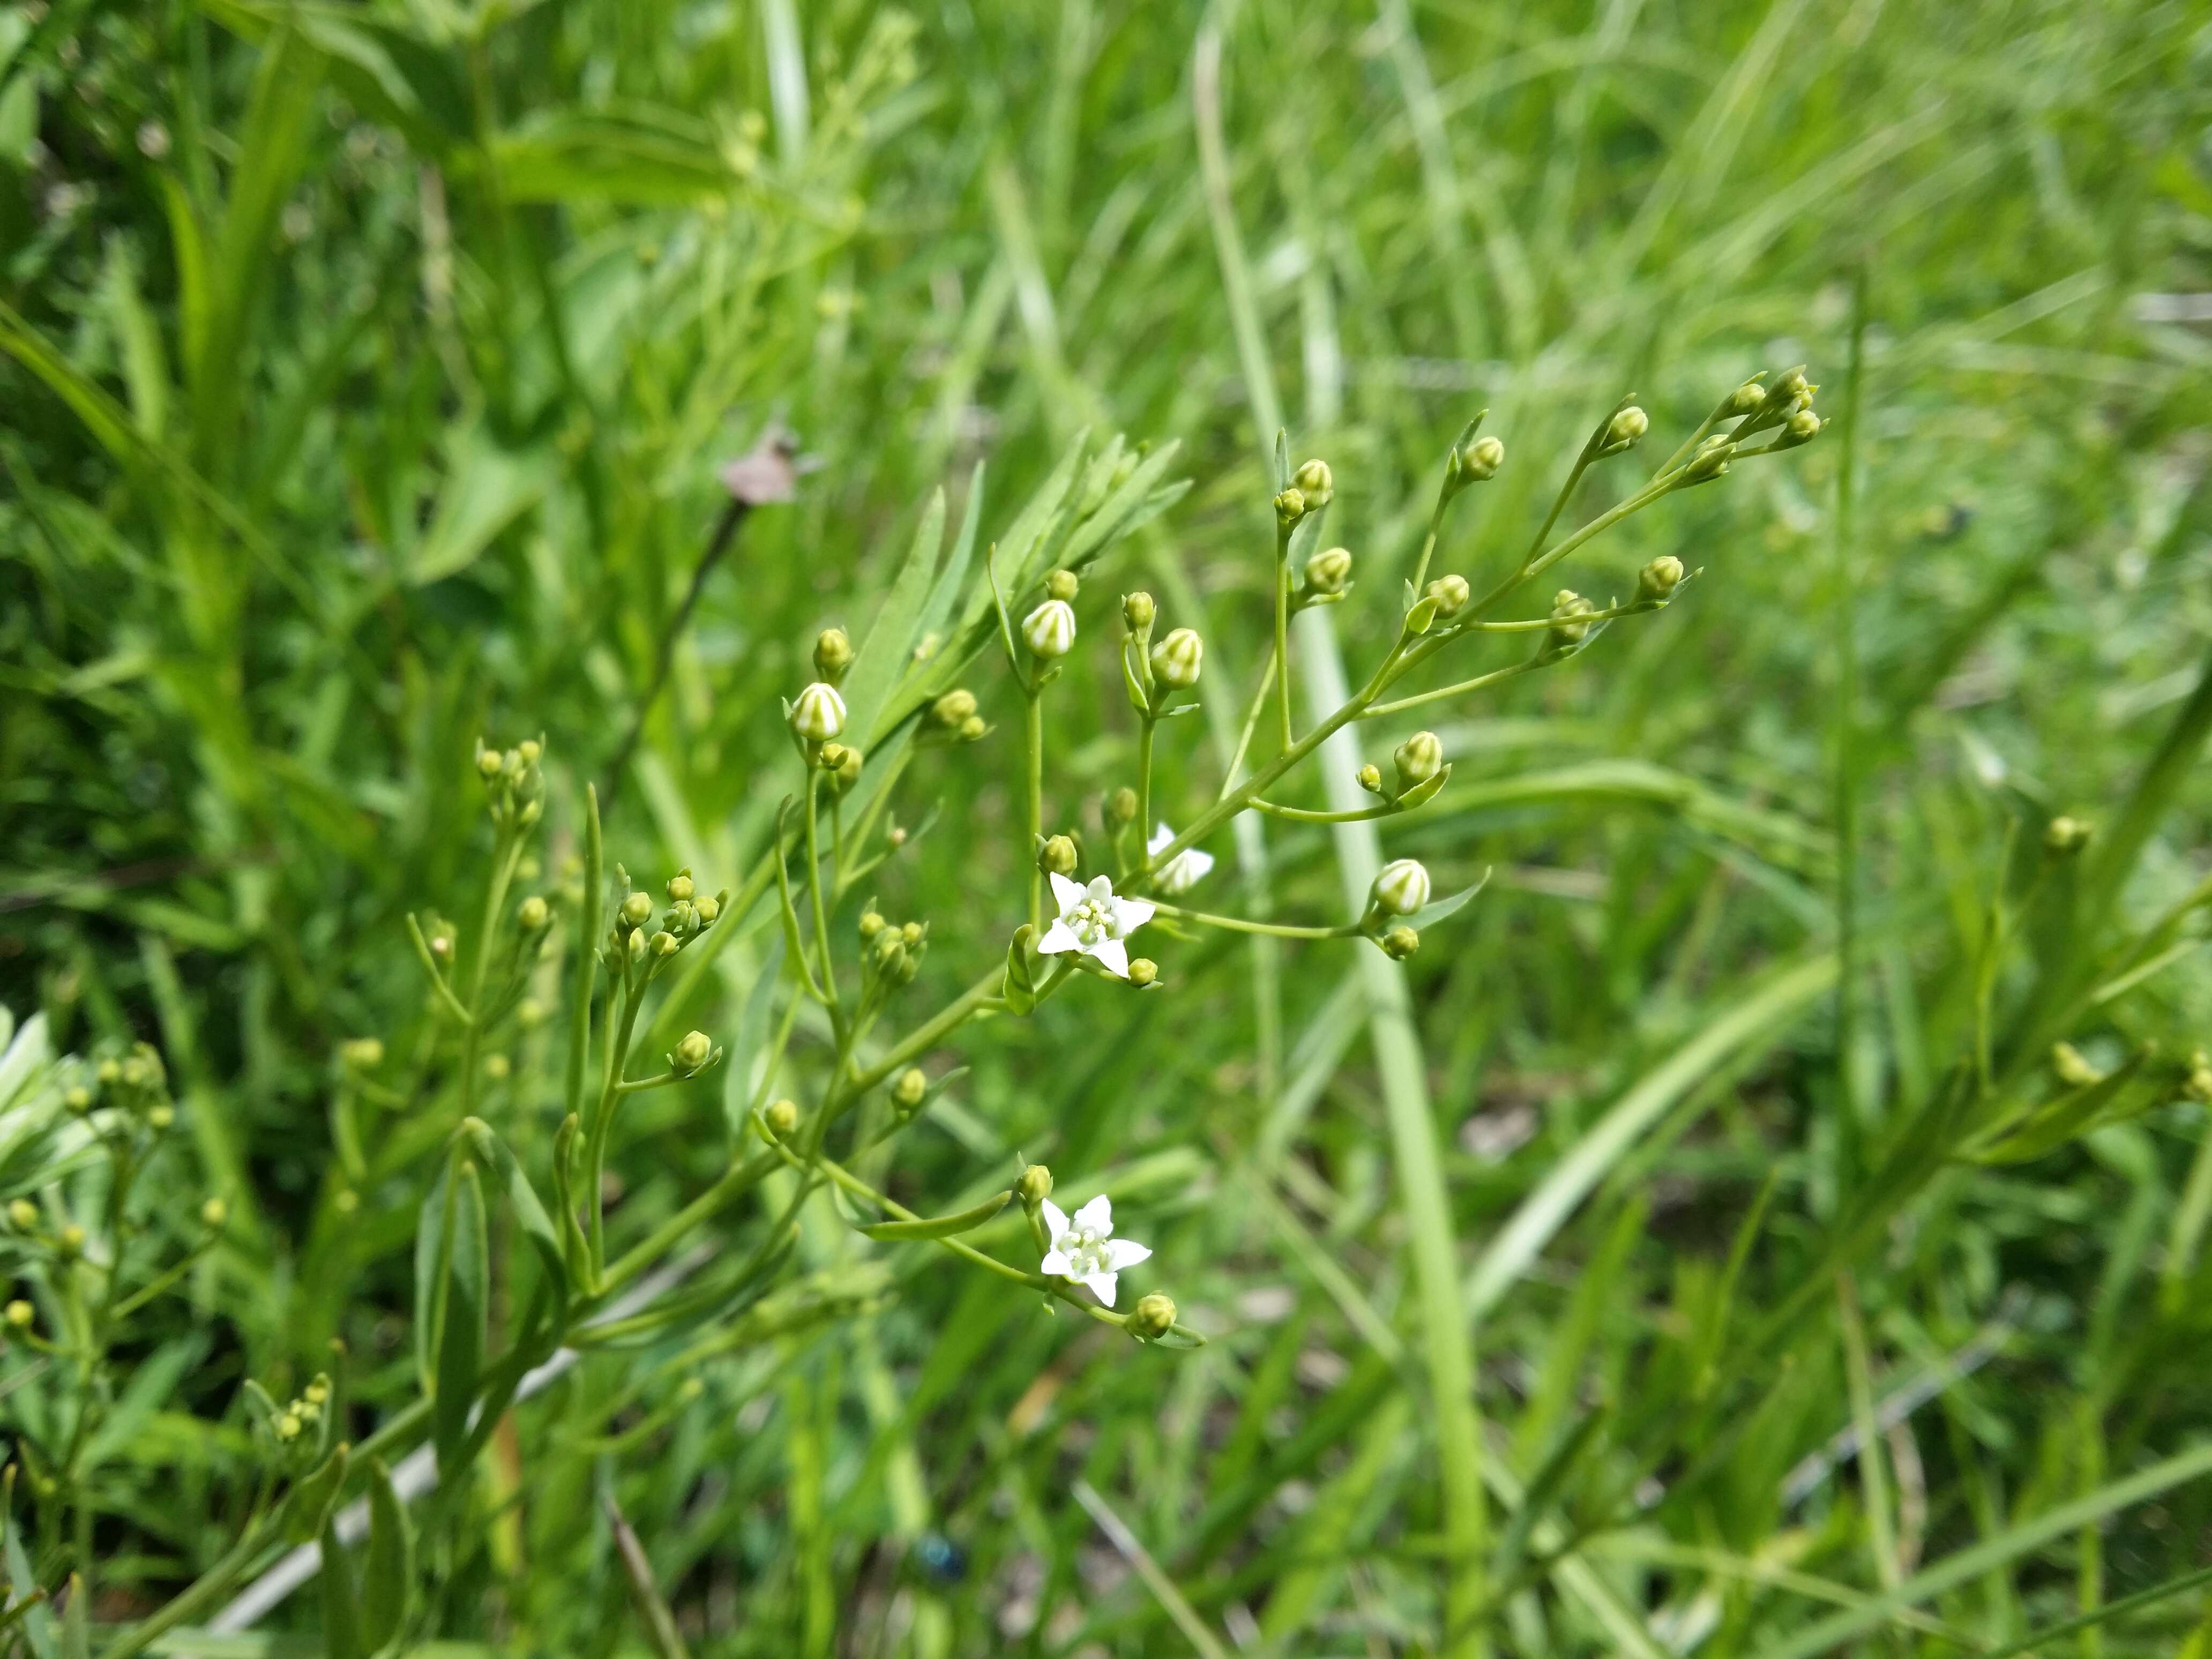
[5,0,2212,1653]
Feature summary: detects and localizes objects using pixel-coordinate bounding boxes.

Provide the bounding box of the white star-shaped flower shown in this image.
[1038,873,1154,979]
[1147,824,1214,895]
[1040,1194,1152,1307]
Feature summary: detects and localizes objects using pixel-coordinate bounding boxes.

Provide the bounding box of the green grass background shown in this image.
[5,0,2212,1653]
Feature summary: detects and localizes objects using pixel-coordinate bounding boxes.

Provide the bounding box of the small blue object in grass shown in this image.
[914,1531,966,1583]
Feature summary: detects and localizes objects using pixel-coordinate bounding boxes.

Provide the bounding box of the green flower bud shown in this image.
[1017,1164,1053,1208]
[620,892,654,930]
[1684,436,1733,484]
[672,1030,714,1075]
[7,1200,35,1231]
[2051,1042,2101,1088]
[932,688,978,727]
[1424,574,1470,617]
[651,931,679,958]
[958,714,988,742]
[518,894,550,931]
[342,1036,384,1070]
[5,1300,31,1329]
[1461,435,1504,480]
[667,871,694,902]
[1122,591,1156,636]
[1357,763,1384,795]
[1782,407,1824,445]
[201,1197,228,1229]
[148,1101,174,1129]
[1106,786,1139,828]
[517,998,547,1029]
[1601,406,1648,453]
[766,1098,800,1138]
[64,1087,91,1115]
[859,910,886,938]
[1636,556,1685,606]
[833,745,863,790]
[275,1411,303,1442]
[1394,730,1444,791]
[694,894,720,924]
[57,1224,84,1260]
[818,741,849,772]
[1039,835,1079,877]
[790,681,848,742]
[900,921,925,948]
[1128,1292,1178,1341]
[1381,924,1421,960]
[2044,816,2094,856]
[891,1067,929,1111]
[626,928,648,963]
[1546,590,1596,651]
[1727,378,1766,414]
[873,932,908,974]
[516,738,542,767]
[1371,858,1431,916]
[1151,627,1204,690]
[1293,458,1333,505]
[483,1053,510,1080]
[1126,958,1158,988]
[1022,598,1077,659]
[813,627,855,684]
[1273,487,1306,528]
[476,748,505,779]
[96,1059,120,1085]
[334,1189,358,1214]
[1045,568,1080,602]
[1306,546,1353,595]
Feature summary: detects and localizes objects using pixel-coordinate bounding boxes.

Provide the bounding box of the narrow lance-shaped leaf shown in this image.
[858,1190,1012,1241]
[361,1457,413,1653]
[319,1520,365,1659]
[434,1157,488,1475]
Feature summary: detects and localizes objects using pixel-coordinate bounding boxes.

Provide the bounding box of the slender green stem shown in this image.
[1363,660,1538,720]
[1274,525,1294,754]
[594,1152,776,1299]
[1218,645,1278,802]
[565,785,603,1124]
[405,915,474,1026]
[1408,490,1449,595]
[586,974,643,1280]
[459,829,524,1120]
[1249,797,1396,824]
[1152,900,1361,940]
[1024,686,1044,931]
[803,774,839,1020]
[1135,717,1157,868]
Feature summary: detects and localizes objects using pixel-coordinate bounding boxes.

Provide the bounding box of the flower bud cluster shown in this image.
[604,864,725,976]
[1540,590,1598,660]
[474,737,547,832]
[857,907,928,991]
[927,687,987,744]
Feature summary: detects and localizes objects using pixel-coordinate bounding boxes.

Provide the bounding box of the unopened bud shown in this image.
[1293,458,1333,504]
[1424,574,1470,617]
[766,1098,800,1137]
[1306,547,1352,595]
[1017,1164,1053,1208]
[1122,592,1156,635]
[1381,925,1421,960]
[932,689,977,727]
[1546,590,1596,650]
[2044,816,2094,856]
[1394,730,1444,791]
[64,1087,91,1115]
[1357,763,1384,795]
[1039,835,1079,877]
[626,928,647,962]
[1126,958,1158,988]
[695,894,720,923]
[1022,598,1077,659]
[833,746,863,789]
[1461,434,1504,481]
[1045,568,1080,602]
[483,1053,510,1080]
[860,910,886,938]
[518,895,550,931]
[342,1037,384,1070]
[891,1068,928,1111]
[1371,858,1431,916]
[201,1197,228,1229]
[56,1224,84,1259]
[6,1201,33,1231]
[1635,556,1685,606]
[1783,408,1824,445]
[900,921,925,948]
[1129,1292,1177,1340]
[275,1411,302,1441]
[651,931,678,958]
[1152,627,1204,690]
[667,872,694,901]
[1273,487,1306,528]
[620,892,653,929]
[818,742,849,772]
[673,1031,714,1074]
[1727,379,1766,415]
[813,627,855,683]
[1602,406,1649,452]
[1107,787,1139,828]
[2051,1042,2101,1088]
[476,748,505,779]
[516,738,542,766]
[790,681,847,742]
[1684,436,1734,484]
[873,932,908,974]
[958,715,987,741]
[4,1301,31,1329]
[517,998,547,1029]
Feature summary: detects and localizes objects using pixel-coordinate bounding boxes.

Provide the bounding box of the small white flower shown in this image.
[1022,597,1077,659]
[1148,824,1214,895]
[1039,1193,1151,1307]
[789,681,847,741]
[1038,872,1154,979]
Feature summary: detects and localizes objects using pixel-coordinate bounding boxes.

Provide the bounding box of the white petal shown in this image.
[1113,897,1156,934]
[1048,872,1085,915]
[1085,1269,1119,1308]
[1073,1194,1112,1233]
[1037,920,1081,955]
[1040,1248,1073,1276]
[1089,937,1130,978]
[1103,1237,1152,1270]
[1041,1199,1071,1245]
[1086,875,1116,903]
[1149,823,1176,855]
[1186,849,1215,881]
